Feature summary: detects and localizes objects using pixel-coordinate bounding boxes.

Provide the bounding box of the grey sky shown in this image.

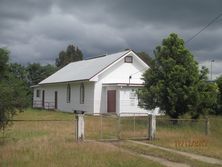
[0,0,222,79]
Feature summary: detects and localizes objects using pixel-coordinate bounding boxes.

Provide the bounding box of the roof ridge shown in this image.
[84,54,106,60]
[84,50,131,61]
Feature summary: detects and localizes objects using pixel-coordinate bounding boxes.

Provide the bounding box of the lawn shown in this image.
[1,109,222,166]
[85,115,148,140]
[84,113,222,159]
[146,116,222,159]
[118,141,222,167]
[0,109,162,167]
[84,112,222,159]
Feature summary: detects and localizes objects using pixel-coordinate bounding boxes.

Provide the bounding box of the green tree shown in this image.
[27,63,57,86]
[0,48,30,131]
[138,33,217,119]
[9,63,28,81]
[136,51,153,67]
[216,76,222,115]
[55,44,83,68]
[191,66,218,118]
[0,48,9,79]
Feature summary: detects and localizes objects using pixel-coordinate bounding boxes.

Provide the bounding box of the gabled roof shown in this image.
[39,50,135,85]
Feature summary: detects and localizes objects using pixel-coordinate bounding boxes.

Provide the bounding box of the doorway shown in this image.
[107,90,116,113]
[55,91,58,109]
[42,90,45,108]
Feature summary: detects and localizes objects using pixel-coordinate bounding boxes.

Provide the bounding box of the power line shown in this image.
[130,13,222,78]
[186,12,222,44]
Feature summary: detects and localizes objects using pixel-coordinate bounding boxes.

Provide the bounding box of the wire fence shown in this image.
[84,114,211,141]
[0,119,75,142]
[84,113,150,140]
[155,118,208,141]
[1,114,217,143]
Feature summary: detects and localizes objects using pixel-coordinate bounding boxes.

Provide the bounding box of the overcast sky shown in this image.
[0,0,222,79]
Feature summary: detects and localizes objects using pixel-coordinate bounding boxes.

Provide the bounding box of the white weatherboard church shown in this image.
[33,50,157,115]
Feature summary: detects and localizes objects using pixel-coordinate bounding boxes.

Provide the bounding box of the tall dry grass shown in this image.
[0,109,162,167]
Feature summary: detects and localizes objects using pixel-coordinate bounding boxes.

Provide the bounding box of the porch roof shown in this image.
[102,83,144,87]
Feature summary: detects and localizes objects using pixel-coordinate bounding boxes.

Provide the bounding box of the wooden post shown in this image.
[75,112,85,141]
[148,114,156,140]
[205,118,210,135]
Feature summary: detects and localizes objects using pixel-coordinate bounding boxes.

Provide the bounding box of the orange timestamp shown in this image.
[175,138,208,147]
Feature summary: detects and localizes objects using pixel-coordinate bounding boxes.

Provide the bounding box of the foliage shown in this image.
[138,33,218,119]
[55,44,83,68]
[0,48,30,131]
[0,48,9,79]
[26,63,57,86]
[136,51,153,67]
[215,76,222,114]
[9,63,28,81]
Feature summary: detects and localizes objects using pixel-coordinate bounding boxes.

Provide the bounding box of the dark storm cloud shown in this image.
[0,0,222,78]
[104,0,222,28]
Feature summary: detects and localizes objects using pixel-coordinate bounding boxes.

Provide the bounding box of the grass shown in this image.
[1,108,222,166]
[0,108,163,167]
[85,113,222,159]
[85,115,148,140]
[145,117,222,159]
[118,141,222,167]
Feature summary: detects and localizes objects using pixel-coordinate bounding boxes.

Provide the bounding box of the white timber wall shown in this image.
[119,87,149,115]
[93,53,148,114]
[98,54,147,84]
[33,82,94,113]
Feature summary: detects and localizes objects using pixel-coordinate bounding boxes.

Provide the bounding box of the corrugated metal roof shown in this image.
[39,50,131,84]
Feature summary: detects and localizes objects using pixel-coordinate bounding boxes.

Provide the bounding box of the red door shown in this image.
[107,90,116,113]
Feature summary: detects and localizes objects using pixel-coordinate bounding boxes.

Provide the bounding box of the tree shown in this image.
[0,48,30,131]
[26,63,57,86]
[191,67,218,118]
[136,51,153,67]
[216,76,222,115]
[0,48,9,79]
[9,63,28,81]
[9,63,32,105]
[55,44,83,68]
[138,33,217,119]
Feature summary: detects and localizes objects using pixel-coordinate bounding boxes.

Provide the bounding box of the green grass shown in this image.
[14,108,74,120]
[0,108,162,167]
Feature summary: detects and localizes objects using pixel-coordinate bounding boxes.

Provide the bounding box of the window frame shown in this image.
[36,89,41,98]
[80,83,85,104]
[124,56,133,63]
[66,83,71,103]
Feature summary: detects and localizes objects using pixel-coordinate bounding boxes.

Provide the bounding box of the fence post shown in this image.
[148,114,156,140]
[118,115,121,140]
[74,110,85,141]
[100,114,103,140]
[133,113,135,137]
[205,118,210,135]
